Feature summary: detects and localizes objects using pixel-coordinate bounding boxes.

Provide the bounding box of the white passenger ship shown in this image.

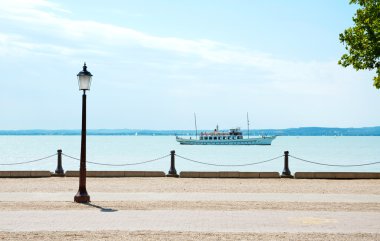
[176,126,276,145]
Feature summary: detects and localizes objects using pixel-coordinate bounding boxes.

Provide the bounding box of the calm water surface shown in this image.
[0,136,379,172]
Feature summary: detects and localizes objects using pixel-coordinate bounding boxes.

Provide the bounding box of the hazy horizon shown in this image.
[1,126,379,131]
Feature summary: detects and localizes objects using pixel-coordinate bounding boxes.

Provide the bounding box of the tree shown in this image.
[339,0,380,88]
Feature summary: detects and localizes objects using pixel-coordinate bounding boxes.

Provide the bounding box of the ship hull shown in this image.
[176,136,276,145]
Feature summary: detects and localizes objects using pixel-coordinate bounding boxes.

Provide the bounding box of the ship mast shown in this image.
[194,113,198,140]
[247,112,250,138]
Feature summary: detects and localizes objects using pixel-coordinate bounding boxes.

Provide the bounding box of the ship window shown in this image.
[214,137,217,140]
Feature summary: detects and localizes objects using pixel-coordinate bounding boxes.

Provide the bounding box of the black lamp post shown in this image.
[74,62,93,203]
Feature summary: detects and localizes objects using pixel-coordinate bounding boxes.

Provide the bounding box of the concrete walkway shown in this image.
[1,191,379,233]
[0,210,379,233]
[1,192,380,203]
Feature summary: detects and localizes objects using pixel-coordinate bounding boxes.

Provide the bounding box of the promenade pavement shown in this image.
[1,209,379,233]
[0,192,380,202]
[0,192,379,233]
[1,178,380,240]
[0,192,380,203]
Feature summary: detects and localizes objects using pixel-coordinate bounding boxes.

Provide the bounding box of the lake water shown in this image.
[0,136,379,173]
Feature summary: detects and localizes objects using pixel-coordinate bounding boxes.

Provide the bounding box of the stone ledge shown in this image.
[65,171,165,177]
[199,172,219,178]
[180,172,200,178]
[180,171,280,178]
[259,172,281,178]
[219,172,240,178]
[295,172,380,179]
[142,171,166,177]
[239,172,260,178]
[124,171,146,177]
[0,171,11,177]
[0,171,51,178]
[89,171,124,177]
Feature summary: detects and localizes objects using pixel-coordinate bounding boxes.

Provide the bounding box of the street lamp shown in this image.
[74,62,93,203]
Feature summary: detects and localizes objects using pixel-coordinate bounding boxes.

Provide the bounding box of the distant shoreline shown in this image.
[0,126,379,136]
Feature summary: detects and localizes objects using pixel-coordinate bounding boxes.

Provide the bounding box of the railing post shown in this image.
[167,150,179,177]
[55,149,64,175]
[281,151,293,178]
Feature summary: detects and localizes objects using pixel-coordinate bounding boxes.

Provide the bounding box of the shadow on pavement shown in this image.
[81,202,118,212]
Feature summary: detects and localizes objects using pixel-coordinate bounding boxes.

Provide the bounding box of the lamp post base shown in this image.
[281,173,294,178]
[74,191,90,203]
[166,173,179,177]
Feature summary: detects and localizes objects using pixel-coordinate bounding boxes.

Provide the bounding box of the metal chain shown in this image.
[0,153,57,166]
[61,153,80,160]
[175,154,284,167]
[62,153,170,166]
[3,152,378,168]
[289,155,380,167]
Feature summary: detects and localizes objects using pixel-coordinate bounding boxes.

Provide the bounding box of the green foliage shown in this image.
[339,0,380,88]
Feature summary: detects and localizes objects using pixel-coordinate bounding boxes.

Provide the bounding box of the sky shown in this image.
[0,0,379,130]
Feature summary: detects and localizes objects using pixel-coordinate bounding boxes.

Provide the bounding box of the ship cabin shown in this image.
[199,127,243,141]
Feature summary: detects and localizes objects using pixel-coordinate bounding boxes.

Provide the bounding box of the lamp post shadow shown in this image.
[81,202,118,212]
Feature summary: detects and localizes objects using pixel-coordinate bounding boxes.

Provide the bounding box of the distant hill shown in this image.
[0,126,380,136]
[253,126,380,136]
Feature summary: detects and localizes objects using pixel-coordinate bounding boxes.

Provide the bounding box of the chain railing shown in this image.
[175,154,284,167]
[1,150,380,178]
[62,153,170,166]
[0,153,57,166]
[289,155,380,167]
